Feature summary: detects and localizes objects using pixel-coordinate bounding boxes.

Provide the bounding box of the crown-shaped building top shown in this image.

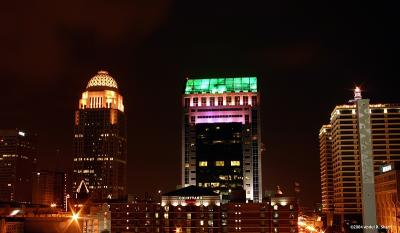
[86,71,118,90]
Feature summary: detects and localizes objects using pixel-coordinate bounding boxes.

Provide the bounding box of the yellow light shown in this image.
[199,161,208,167]
[175,227,182,233]
[50,203,57,208]
[72,212,79,221]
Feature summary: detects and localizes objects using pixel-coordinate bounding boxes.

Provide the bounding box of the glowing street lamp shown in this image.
[72,212,79,222]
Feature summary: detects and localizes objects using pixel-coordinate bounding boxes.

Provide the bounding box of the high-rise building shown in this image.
[73,70,127,201]
[319,125,334,215]
[32,170,66,209]
[181,77,262,202]
[0,129,36,202]
[319,87,400,229]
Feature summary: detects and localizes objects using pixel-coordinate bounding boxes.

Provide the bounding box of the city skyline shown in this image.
[0,1,399,208]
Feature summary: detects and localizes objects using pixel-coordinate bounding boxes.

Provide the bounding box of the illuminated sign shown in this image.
[381,164,392,173]
[18,131,25,137]
[177,196,203,200]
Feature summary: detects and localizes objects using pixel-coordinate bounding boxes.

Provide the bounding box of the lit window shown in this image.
[199,161,208,167]
[210,97,215,106]
[215,161,224,166]
[231,161,240,166]
[211,182,220,187]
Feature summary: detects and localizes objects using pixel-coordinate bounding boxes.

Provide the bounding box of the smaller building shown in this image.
[0,129,37,202]
[108,199,162,233]
[32,170,67,209]
[162,186,222,232]
[375,163,400,233]
[0,201,108,233]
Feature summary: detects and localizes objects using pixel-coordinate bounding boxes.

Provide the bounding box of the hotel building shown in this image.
[73,71,127,201]
[181,77,262,202]
[107,186,298,233]
[319,88,400,228]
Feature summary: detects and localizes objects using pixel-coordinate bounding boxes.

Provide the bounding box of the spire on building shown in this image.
[354,86,362,101]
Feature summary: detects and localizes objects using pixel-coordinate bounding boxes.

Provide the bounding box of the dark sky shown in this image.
[0,1,399,206]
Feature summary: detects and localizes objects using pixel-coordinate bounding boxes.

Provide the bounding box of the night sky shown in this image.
[1,1,399,206]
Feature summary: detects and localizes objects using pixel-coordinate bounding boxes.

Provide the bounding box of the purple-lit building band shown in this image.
[181,77,262,202]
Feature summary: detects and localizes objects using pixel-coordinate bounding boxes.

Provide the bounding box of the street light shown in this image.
[72,212,79,222]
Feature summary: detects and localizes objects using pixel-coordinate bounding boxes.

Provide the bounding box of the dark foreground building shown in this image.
[32,170,67,209]
[108,186,298,233]
[0,129,36,202]
[375,163,400,233]
[182,77,262,202]
[73,70,127,201]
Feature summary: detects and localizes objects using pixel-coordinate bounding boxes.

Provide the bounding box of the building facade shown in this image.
[375,163,400,233]
[319,88,400,229]
[181,77,262,202]
[319,124,334,215]
[108,186,298,233]
[0,129,36,202]
[73,71,127,201]
[32,170,67,209]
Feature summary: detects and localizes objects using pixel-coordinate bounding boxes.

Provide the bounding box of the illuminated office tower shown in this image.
[319,87,400,228]
[73,71,127,200]
[0,129,37,202]
[182,77,262,202]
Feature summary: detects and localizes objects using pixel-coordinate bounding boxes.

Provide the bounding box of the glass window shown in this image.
[218,97,223,106]
[193,97,198,106]
[201,97,206,106]
[231,161,240,166]
[235,96,240,105]
[184,98,190,108]
[243,96,248,105]
[199,161,208,167]
[210,97,215,106]
[215,161,225,166]
[226,96,232,105]
[251,96,257,106]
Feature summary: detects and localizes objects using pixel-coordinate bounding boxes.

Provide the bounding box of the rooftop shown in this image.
[184,77,257,94]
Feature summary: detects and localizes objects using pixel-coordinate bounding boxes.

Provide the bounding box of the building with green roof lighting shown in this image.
[181,77,262,203]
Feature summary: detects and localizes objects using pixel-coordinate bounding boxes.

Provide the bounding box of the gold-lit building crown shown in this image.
[86,71,118,90]
[78,70,124,112]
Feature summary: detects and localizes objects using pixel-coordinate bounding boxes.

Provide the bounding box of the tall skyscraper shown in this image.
[319,124,333,214]
[32,170,67,208]
[181,77,262,202]
[319,88,400,228]
[0,129,36,202]
[73,70,127,201]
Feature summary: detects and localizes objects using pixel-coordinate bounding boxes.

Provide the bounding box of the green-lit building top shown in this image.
[185,77,257,94]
